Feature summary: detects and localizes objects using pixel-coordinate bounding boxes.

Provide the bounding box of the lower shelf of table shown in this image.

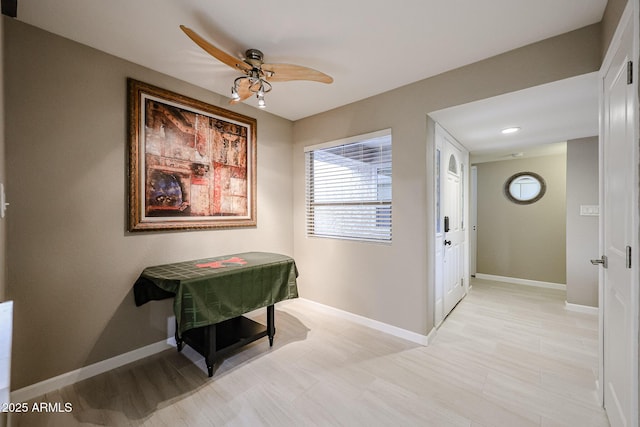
[176,306,274,377]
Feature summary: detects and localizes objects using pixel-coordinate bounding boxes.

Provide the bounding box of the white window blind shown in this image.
[305,129,392,243]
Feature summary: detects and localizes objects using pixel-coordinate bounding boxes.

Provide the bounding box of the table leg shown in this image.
[204,324,216,377]
[267,305,275,346]
[175,319,183,352]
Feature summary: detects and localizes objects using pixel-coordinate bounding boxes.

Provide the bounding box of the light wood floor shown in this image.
[12,278,609,426]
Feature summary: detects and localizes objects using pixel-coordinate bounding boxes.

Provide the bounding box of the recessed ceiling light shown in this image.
[501,127,521,134]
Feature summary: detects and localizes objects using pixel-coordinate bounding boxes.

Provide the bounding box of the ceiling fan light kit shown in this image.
[180,25,333,109]
[230,60,273,109]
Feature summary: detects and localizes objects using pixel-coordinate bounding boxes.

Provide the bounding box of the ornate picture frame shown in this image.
[128,79,257,231]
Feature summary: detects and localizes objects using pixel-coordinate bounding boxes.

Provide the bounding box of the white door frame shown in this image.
[470,166,478,277]
[598,0,639,423]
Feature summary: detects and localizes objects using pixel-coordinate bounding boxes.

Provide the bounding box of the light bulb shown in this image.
[231,86,240,101]
[501,127,520,134]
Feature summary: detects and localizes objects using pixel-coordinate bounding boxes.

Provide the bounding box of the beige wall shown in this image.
[0,16,5,427]
[566,137,599,307]
[475,155,567,284]
[293,25,599,336]
[602,0,628,58]
[5,19,294,389]
[0,17,5,303]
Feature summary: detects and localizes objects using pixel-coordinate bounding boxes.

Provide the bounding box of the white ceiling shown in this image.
[430,72,599,162]
[16,0,607,123]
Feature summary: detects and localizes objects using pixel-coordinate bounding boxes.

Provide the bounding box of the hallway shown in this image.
[436,278,606,425]
[13,278,608,426]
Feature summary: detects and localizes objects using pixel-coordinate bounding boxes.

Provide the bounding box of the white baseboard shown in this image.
[565,301,599,315]
[295,298,434,346]
[474,273,566,290]
[10,298,434,404]
[10,340,174,404]
[595,379,603,406]
[10,307,273,404]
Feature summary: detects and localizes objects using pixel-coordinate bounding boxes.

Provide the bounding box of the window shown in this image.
[448,154,458,174]
[504,171,546,204]
[305,129,392,243]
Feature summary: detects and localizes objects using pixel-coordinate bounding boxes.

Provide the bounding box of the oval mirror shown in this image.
[504,172,546,204]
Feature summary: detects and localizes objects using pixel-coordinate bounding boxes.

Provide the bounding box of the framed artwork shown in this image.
[128,79,257,231]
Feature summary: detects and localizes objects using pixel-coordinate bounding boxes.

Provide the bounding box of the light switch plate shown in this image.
[580,205,599,216]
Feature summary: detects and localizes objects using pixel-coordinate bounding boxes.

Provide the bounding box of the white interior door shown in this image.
[434,124,468,321]
[443,140,465,316]
[599,4,638,426]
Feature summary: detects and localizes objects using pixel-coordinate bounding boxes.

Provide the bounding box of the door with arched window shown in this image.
[434,124,468,323]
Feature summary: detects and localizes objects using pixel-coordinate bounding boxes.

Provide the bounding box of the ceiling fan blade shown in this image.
[262,63,333,84]
[180,25,251,73]
[229,79,253,104]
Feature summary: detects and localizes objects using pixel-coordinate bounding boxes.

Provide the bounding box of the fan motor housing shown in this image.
[245,49,264,66]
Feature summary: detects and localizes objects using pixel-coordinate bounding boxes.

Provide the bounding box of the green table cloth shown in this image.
[134,252,298,337]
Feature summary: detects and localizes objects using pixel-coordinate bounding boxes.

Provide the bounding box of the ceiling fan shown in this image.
[180,25,333,109]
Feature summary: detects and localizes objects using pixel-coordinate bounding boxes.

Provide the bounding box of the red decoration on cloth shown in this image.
[196,257,248,269]
[224,257,247,265]
[196,261,224,269]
